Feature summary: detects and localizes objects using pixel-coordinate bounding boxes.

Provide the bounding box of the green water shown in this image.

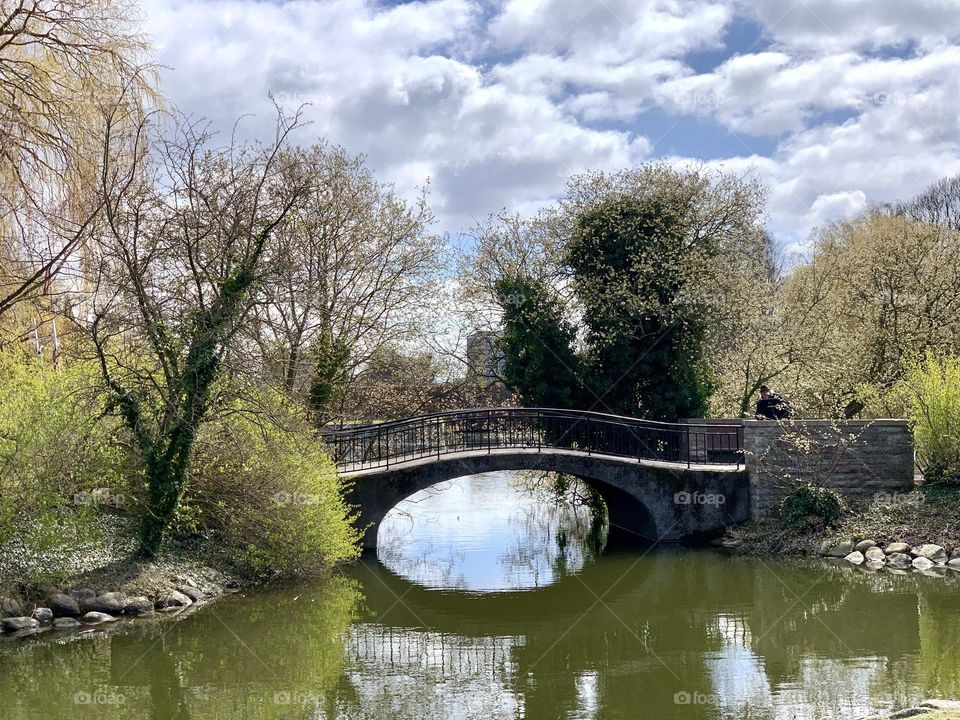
[2,471,960,719]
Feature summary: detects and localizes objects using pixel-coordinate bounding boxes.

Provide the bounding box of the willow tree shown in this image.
[0,0,157,325]
[88,108,312,557]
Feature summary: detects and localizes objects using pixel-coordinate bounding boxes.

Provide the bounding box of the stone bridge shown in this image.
[321,409,915,550]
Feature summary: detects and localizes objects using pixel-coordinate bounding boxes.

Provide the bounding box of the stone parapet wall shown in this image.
[740,419,915,519]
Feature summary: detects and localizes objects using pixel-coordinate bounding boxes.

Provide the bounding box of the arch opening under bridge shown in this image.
[321,409,749,551]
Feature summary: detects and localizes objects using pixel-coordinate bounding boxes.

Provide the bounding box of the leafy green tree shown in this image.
[494,276,587,409]
[567,196,714,420]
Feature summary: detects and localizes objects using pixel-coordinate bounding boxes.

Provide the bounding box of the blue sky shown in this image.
[141,0,960,252]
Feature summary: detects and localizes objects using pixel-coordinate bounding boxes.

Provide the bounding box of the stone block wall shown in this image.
[741,419,915,519]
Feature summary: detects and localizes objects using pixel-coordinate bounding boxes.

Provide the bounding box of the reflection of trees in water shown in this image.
[918,589,960,699]
[498,493,599,589]
[503,470,608,586]
[730,562,960,716]
[6,553,960,720]
[351,554,960,720]
[379,540,469,591]
[0,576,363,720]
[378,471,606,592]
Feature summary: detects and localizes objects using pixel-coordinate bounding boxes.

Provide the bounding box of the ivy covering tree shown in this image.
[568,195,715,420]
[494,276,587,409]
[90,108,314,557]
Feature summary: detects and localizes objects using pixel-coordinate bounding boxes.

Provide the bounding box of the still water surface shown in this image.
[2,471,960,719]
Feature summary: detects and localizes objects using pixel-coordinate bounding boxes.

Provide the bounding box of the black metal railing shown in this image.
[320,408,743,473]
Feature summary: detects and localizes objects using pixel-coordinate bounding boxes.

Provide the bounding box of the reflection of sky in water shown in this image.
[377,471,597,592]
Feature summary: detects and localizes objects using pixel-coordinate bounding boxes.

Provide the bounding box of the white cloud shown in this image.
[140,0,960,249]
[737,0,960,51]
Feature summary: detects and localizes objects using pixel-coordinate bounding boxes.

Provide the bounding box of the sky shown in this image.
[140,0,960,253]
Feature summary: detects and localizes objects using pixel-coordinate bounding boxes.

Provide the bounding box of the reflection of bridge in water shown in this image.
[321,408,750,549]
[341,555,960,719]
[5,552,958,720]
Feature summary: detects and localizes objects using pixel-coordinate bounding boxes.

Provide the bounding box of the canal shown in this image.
[2,471,959,719]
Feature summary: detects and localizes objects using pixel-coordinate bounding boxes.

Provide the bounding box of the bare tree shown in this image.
[898,173,960,231]
[248,143,445,422]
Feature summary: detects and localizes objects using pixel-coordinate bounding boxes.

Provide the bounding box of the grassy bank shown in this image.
[722,484,960,556]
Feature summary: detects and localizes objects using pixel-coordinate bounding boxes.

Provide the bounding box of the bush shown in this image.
[896,354,960,484]
[180,387,360,577]
[777,484,844,533]
[0,352,128,551]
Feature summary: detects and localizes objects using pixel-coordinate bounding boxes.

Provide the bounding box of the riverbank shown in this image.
[720,484,960,566]
[0,547,244,639]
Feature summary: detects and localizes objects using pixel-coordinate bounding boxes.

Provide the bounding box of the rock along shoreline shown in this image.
[0,562,240,642]
[817,538,960,577]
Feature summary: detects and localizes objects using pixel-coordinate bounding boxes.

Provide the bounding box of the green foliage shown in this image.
[567,195,715,420]
[0,352,129,578]
[777,484,844,533]
[896,354,960,484]
[308,329,352,422]
[181,387,360,577]
[495,276,588,408]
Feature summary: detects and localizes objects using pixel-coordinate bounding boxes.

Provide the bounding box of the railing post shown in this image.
[437,417,441,459]
[537,410,542,452]
[738,424,745,469]
[587,415,592,455]
[487,409,492,454]
[687,426,691,469]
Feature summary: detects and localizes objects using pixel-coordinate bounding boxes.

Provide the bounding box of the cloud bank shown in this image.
[142,0,960,248]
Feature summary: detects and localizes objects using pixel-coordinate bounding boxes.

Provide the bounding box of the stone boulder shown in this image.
[912,556,935,571]
[864,547,886,562]
[178,586,206,603]
[48,593,80,618]
[887,553,913,566]
[80,611,116,625]
[31,607,53,625]
[855,539,878,553]
[947,558,960,570]
[884,542,911,555]
[845,551,866,564]
[123,597,155,617]
[67,588,97,613]
[821,540,854,558]
[910,544,948,564]
[91,592,126,615]
[3,616,39,633]
[155,591,193,610]
[0,596,22,617]
[53,617,80,629]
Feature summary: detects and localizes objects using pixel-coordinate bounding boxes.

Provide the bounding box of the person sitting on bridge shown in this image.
[754,385,792,420]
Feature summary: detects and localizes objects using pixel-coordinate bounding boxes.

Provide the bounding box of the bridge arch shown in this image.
[344,449,748,551]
